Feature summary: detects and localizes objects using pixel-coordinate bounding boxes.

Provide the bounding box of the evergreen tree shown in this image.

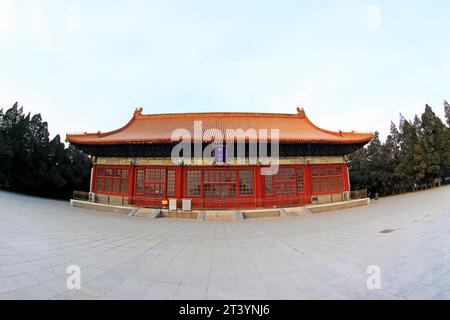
[26,114,51,191]
[0,108,9,187]
[348,148,369,191]
[348,103,450,196]
[0,102,92,199]
[2,104,30,191]
[64,144,92,194]
[46,135,68,195]
[383,122,401,194]
[444,100,450,127]
[420,105,448,182]
[366,132,385,195]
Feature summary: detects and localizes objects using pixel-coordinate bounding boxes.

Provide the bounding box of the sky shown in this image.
[0,0,449,141]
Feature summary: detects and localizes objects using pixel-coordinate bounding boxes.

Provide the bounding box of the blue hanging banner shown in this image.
[214,144,226,164]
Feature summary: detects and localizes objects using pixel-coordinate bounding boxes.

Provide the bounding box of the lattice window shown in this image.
[265,167,303,196]
[96,167,129,194]
[296,168,304,193]
[329,176,336,192]
[239,170,254,196]
[187,170,201,196]
[311,165,345,193]
[145,168,166,197]
[136,170,144,194]
[121,169,128,193]
[312,177,320,193]
[337,176,344,190]
[312,168,319,177]
[167,170,176,196]
[134,168,167,197]
[264,175,274,195]
[96,177,104,191]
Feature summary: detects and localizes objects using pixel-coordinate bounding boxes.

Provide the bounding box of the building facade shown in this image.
[67,108,373,210]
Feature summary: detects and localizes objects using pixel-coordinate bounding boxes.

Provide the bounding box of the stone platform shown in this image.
[70,198,371,221]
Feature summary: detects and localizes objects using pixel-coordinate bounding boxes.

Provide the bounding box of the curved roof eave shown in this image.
[66,107,374,145]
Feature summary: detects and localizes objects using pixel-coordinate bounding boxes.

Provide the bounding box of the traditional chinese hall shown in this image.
[67,108,373,210]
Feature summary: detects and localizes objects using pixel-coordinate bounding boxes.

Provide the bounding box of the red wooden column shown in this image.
[89,163,98,192]
[90,163,97,193]
[303,163,312,204]
[175,166,184,208]
[254,166,263,208]
[343,163,350,191]
[128,164,135,198]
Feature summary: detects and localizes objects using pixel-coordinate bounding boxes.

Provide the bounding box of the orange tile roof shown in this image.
[66,107,374,145]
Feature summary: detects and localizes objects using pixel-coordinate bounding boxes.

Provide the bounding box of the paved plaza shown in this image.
[0,186,449,300]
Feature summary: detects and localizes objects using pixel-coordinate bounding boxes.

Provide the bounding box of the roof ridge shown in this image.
[136,111,302,118]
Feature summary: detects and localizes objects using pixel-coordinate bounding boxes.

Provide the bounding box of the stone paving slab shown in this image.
[0,187,449,300]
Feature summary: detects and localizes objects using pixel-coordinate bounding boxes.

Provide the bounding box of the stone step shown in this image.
[307,198,370,214]
[134,208,161,219]
[281,207,312,217]
[242,209,282,220]
[70,199,134,215]
[128,207,140,217]
[160,211,198,219]
[204,211,241,221]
